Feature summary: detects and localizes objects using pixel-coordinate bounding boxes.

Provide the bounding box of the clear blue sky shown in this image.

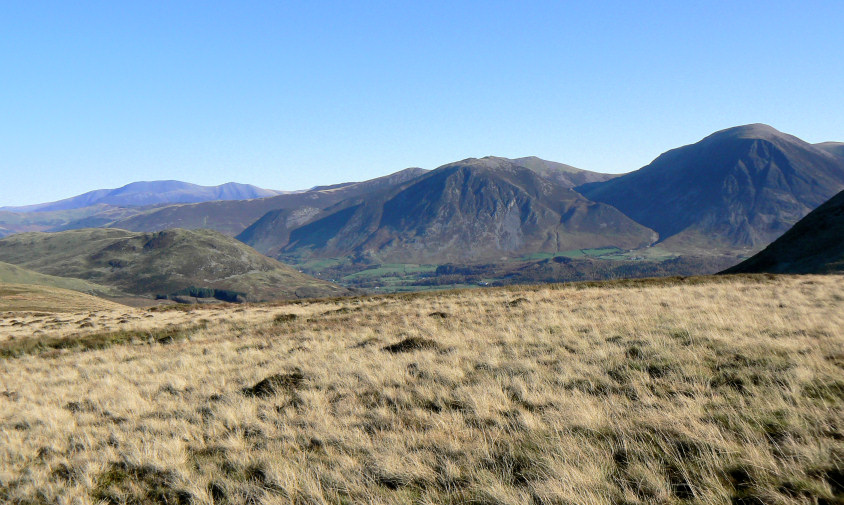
[1,1,842,206]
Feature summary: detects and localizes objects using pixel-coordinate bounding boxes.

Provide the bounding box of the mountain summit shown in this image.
[576,124,844,252]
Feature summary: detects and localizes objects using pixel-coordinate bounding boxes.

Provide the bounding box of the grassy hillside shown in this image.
[0,275,841,504]
[0,228,351,301]
[0,261,124,297]
[0,283,126,313]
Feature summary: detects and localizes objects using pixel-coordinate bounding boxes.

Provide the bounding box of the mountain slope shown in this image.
[108,168,428,237]
[2,181,283,213]
[724,189,844,274]
[577,124,844,252]
[0,229,351,300]
[514,156,619,187]
[815,142,844,159]
[278,157,656,263]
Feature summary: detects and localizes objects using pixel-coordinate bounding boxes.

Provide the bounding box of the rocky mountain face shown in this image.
[239,157,628,258]
[0,228,351,301]
[724,189,844,274]
[577,124,844,253]
[273,157,656,263]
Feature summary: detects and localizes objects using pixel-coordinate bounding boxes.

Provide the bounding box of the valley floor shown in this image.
[1,275,842,504]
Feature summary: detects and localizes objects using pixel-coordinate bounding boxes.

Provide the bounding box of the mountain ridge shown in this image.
[2,181,285,213]
[106,168,430,237]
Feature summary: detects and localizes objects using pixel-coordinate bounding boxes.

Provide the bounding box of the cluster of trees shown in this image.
[157,286,247,303]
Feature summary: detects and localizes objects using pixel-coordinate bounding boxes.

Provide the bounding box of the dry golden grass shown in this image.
[1,275,842,504]
[0,283,126,314]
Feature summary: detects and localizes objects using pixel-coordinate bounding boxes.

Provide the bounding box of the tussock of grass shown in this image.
[0,274,841,504]
[382,336,440,353]
[0,323,206,358]
[242,369,306,397]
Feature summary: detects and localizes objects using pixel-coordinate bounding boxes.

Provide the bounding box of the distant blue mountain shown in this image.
[2,181,284,213]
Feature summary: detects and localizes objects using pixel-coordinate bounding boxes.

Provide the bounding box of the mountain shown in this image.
[273,157,656,263]
[108,168,428,237]
[0,228,351,301]
[239,157,624,258]
[723,189,844,274]
[577,124,844,253]
[1,181,284,213]
[815,142,844,159]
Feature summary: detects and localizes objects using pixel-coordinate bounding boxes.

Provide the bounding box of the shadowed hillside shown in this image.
[514,156,620,187]
[239,158,619,257]
[724,189,844,274]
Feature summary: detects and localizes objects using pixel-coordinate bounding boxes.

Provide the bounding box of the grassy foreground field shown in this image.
[1,275,842,504]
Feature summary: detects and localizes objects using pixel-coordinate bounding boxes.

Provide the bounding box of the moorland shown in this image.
[1,274,842,504]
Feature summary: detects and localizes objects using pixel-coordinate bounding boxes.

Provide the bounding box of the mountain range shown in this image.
[1,123,842,298]
[107,168,428,237]
[1,180,284,213]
